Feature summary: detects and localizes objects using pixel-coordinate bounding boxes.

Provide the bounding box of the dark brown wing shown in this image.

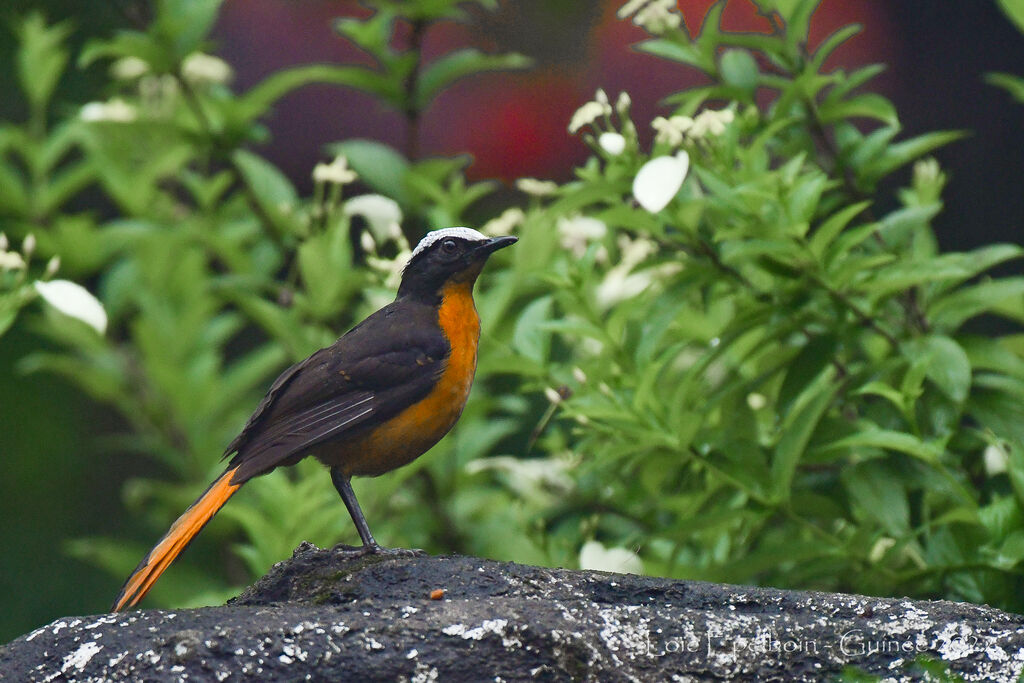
[224,300,447,483]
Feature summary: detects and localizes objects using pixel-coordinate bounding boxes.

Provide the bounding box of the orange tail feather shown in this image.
[112,467,242,611]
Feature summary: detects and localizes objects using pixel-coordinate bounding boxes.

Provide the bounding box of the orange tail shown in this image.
[112,467,242,611]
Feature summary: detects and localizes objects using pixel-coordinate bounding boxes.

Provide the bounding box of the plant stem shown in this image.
[403,19,427,162]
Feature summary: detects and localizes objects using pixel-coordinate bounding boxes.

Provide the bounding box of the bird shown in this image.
[112,227,516,611]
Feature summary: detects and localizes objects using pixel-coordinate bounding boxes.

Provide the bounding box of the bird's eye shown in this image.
[441,238,458,254]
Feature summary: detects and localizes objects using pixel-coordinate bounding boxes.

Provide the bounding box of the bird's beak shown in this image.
[472,236,518,258]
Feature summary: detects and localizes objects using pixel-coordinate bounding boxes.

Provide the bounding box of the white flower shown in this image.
[516,178,559,196]
[869,537,896,563]
[466,454,576,503]
[573,367,588,384]
[360,230,376,253]
[579,540,643,575]
[617,0,649,18]
[652,115,694,147]
[481,207,525,237]
[181,52,233,85]
[568,92,612,134]
[984,444,1009,476]
[595,267,653,309]
[595,236,681,309]
[344,194,403,242]
[80,99,138,123]
[915,158,940,183]
[45,255,61,278]
[0,250,26,270]
[110,56,149,80]
[598,132,626,156]
[690,108,735,138]
[616,91,632,115]
[544,387,563,404]
[746,393,767,410]
[312,155,357,185]
[633,151,690,213]
[34,280,107,334]
[569,102,605,134]
[557,215,607,258]
[22,234,35,258]
[620,0,681,34]
[595,236,655,307]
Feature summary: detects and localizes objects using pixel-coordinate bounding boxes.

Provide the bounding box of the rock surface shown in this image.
[2,542,1023,681]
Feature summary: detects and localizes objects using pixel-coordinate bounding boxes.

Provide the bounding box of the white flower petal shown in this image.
[111,56,149,80]
[481,207,525,236]
[984,444,1008,476]
[34,280,108,334]
[598,132,626,156]
[181,52,233,85]
[80,99,137,123]
[516,178,559,196]
[579,540,643,574]
[344,194,404,242]
[0,251,26,270]
[633,151,689,213]
[568,101,606,134]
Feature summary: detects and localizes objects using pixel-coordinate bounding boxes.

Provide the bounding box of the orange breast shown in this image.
[339,282,479,476]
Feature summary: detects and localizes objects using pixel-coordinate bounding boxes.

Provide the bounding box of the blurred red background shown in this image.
[215,0,896,183]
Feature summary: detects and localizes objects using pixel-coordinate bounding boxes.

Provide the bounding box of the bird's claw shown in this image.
[331,543,425,557]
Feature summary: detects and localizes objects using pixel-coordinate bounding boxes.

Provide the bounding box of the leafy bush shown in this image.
[3,0,1023,613]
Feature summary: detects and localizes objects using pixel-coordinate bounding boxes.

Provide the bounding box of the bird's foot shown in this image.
[369,545,426,557]
[330,543,425,557]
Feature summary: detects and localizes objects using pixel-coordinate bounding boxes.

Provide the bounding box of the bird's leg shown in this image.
[331,468,378,551]
[330,467,425,557]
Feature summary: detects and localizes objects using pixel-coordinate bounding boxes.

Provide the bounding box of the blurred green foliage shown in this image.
[2,0,1024,635]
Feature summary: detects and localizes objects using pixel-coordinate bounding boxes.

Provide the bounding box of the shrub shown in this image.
[2,0,1023,612]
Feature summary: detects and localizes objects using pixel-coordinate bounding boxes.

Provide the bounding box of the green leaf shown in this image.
[861,258,973,300]
[786,171,829,224]
[824,429,943,462]
[863,130,968,181]
[825,64,886,104]
[994,530,1024,569]
[236,65,401,123]
[904,335,972,404]
[771,366,839,501]
[416,49,531,110]
[929,277,1024,330]
[335,10,396,61]
[0,158,29,215]
[719,48,758,95]
[153,0,224,60]
[818,93,898,127]
[16,14,71,113]
[296,219,357,319]
[512,295,553,364]
[231,149,301,236]
[777,335,837,414]
[636,39,706,70]
[327,139,410,205]
[844,461,910,535]
[996,0,1024,34]
[784,0,820,51]
[42,162,96,216]
[854,380,908,415]
[811,24,861,70]
[808,201,871,259]
[985,72,1024,105]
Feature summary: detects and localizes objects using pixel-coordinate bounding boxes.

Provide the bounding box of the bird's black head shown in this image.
[397,227,517,302]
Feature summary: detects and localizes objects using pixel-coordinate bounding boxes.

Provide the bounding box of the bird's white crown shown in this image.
[410,227,488,259]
